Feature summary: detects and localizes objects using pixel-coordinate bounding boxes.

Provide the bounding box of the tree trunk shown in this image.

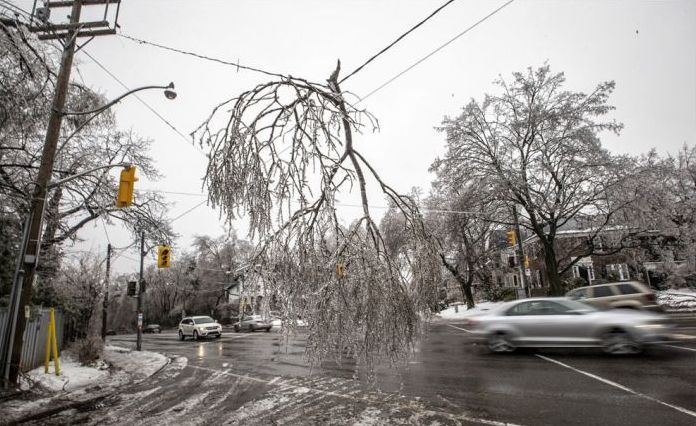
[462,273,475,309]
[542,239,563,295]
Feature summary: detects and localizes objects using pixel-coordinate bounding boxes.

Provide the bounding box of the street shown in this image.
[36,317,696,425]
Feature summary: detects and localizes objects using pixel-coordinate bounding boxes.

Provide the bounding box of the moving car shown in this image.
[233,315,272,332]
[143,324,162,334]
[178,316,222,340]
[566,281,662,312]
[468,298,674,354]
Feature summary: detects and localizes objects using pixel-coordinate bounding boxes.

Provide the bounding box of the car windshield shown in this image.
[194,317,215,324]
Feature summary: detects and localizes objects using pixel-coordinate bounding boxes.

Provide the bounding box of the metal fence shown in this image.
[0,308,64,372]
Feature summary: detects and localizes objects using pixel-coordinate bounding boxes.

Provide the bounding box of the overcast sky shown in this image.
[9,0,696,274]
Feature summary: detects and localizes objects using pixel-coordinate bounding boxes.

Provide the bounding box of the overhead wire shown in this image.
[359,0,516,103]
[117,32,288,80]
[339,0,456,84]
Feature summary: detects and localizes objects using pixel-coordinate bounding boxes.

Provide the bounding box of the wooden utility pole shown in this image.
[5,0,119,385]
[101,243,112,340]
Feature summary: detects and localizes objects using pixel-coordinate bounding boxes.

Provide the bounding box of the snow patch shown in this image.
[25,353,110,392]
[658,289,696,312]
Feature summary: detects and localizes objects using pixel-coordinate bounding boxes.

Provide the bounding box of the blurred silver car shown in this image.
[233,315,272,332]
[467,298,674,354]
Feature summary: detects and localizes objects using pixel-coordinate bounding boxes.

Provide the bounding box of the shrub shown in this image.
[73,335,104,366]
[482,286,517,302]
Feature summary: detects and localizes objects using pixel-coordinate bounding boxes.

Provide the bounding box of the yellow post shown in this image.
[44,308,60,376]
[44,309,52,374]
[50,308,60,376]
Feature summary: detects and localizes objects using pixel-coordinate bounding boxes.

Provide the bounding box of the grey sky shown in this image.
[10,0,695,274]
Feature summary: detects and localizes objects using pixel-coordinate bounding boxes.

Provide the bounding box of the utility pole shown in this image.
[512,205,530,297]
[137,231,145,351]
[101,243,112,340]
[4,0,121,386]
[7,1,83,385]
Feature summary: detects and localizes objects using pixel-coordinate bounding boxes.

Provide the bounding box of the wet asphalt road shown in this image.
[49,317,696,425]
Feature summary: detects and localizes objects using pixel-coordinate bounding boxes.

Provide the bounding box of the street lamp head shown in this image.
[164,82,177,100]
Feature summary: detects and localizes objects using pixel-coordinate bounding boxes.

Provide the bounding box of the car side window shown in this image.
[592,286,615,297]
[507,302,534,316]
[617,284,639,295]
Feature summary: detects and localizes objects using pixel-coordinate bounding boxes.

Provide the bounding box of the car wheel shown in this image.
[487,332,515,353]
[265,327,271,332]
[234,325,240,333]
[178,330,184,341]
[158,329,162,333]
[193,330,199,341]
[602,329,641,355]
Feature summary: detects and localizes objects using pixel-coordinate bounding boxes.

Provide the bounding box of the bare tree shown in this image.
[194,61,441,369]
[435,65,630,295]
[425,177,504,308]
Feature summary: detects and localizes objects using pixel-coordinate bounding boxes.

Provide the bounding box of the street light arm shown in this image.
[60,83,175,116]
[48,162,131,189]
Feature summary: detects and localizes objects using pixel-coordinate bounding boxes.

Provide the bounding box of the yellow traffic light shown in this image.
[157,245,172,268]
[524,255,530,268]
[116,166,138,208]
[506,229,517,246]
[336,262,347,278]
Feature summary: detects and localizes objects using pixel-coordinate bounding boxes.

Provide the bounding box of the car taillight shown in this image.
[644,293,657,302]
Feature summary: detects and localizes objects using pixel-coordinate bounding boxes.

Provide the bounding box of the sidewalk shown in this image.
[0,345,168,425]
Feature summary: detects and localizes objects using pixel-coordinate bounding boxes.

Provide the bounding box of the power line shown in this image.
[340,0,456,84]
[80,49,206,156]
[117,33,288,80]
[0,1,34,21]
[359,0,516,103]
[171,200,208,222]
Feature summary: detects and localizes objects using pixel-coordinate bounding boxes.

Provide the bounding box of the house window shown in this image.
[606,264,630,281]
[513,274,519,287]
[508,256,516,268]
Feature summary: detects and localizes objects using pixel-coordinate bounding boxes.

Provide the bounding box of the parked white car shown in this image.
[178,316,222,340]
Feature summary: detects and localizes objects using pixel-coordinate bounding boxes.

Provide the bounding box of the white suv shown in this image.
[178,316,222,340]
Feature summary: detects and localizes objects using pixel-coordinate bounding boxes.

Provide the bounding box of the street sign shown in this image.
[525,268,532,276]
[24,305,30,319]
[137,312,143,329]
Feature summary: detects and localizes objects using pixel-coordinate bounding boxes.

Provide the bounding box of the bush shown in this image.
[482,286,517,302]
[561,277,587,293]
[73,335,104,366]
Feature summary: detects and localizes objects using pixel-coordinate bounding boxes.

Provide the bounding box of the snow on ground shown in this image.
[658,288,696,312]
[24,354,110,392]
[3,345,168,423]
[103,345,168,382]
[437,302,505,320]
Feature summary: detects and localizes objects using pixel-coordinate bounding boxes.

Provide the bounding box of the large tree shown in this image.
[435,65,629,295]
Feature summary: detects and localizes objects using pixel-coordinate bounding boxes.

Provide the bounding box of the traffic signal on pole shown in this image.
[506,229,517,246]
[524,255,530,269]
[116,166,138,208]
[127,281,137,297]
[157,245,172,268]
[336,262,347,278]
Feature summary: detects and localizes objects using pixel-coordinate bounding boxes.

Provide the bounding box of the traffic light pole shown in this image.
[512,205,530,297]
[101,243,112,340]
[137,231,145,351]
[6,1,83,385]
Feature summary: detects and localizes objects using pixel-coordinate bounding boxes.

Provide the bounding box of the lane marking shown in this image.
[536,354,696,419]
[447,324,473,333]
[666,344,696,353]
